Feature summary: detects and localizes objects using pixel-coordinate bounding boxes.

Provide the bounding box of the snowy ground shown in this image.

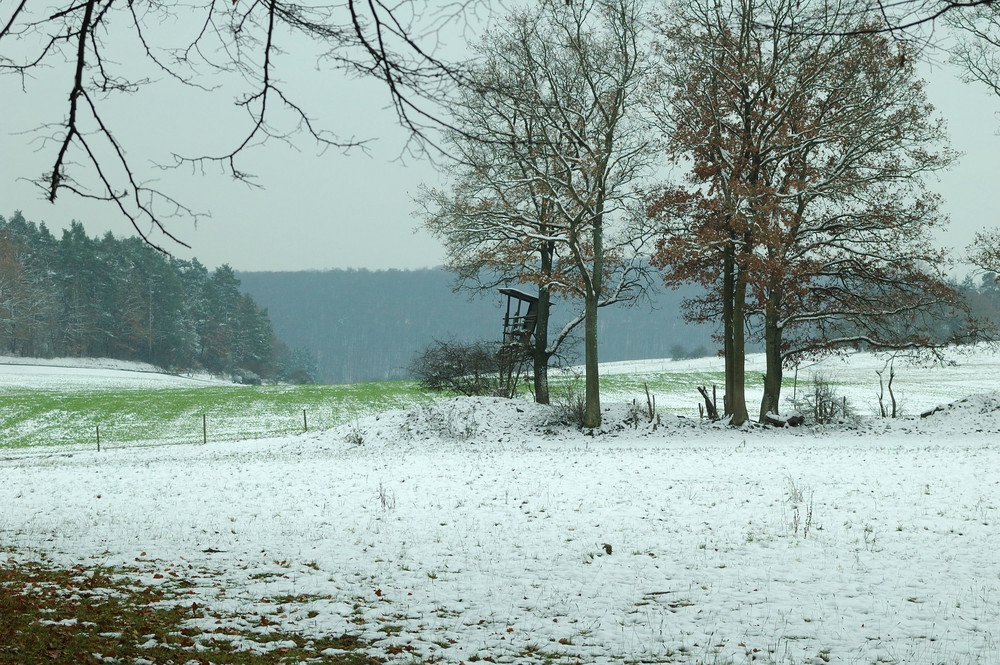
[597,347,1000,417]
[0,355,227,390]
[2,358,1000,664]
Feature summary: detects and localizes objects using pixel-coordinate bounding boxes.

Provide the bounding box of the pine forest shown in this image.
[0,211,315,383]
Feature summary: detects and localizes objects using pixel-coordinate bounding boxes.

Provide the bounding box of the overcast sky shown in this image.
[2,13,999,275]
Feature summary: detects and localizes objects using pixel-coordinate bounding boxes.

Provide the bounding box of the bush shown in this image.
[687,344,710,359]
[409,339,527,397]
[669,343,711,360]
[232,369,262,385]
[791,373,857,424]
[552,377,587,427]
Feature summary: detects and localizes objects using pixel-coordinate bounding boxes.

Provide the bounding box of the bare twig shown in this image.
[4,0,493,248]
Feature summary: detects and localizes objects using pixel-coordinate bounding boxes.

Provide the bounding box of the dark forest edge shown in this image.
[0,212,317,384]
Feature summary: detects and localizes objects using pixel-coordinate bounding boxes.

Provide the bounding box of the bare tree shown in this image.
[951,2,1000,95]
[418,0,654,425]
[414,31,578,406]
[648,0,963,425]
[0,1,490,250]
[758,0,996,36]
[416,0,655,408]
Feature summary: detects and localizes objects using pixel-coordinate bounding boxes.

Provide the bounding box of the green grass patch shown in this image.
[0,554,383,665]
[0,381,435,448]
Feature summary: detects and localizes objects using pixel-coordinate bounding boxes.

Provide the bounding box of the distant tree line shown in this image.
[236,268,717,385]
[0,211,316,383]
[238,266,1000,388]
[958,273,1000,328]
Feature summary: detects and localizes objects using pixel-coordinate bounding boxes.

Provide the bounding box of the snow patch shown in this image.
[0,356,228,390]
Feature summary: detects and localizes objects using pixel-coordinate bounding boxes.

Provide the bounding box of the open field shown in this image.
[0,359,434,448]
[2,350,1000,664]
[3,348,1000,448]
[594,347,1000,416]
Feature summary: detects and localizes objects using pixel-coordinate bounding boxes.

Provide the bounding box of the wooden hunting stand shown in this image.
[499,287,539,349]
[496,287,539,398]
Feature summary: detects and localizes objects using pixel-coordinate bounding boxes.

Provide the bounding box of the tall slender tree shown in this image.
[418,0,655,423]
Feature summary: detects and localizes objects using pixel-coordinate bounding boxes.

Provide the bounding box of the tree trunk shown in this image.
[583,215,604,429]
[533,285,551,405]
[721,241,749,426]
[759,303,783,422]
[729,270,749,426]
[722,243,735,418]
[583,291,601,427]
[721,235,749,426]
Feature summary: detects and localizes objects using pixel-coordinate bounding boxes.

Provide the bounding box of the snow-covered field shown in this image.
[2,353,1000,664]
[597,348,1000,417]
[0,355,227,391]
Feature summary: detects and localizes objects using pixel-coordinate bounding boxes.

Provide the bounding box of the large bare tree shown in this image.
[649,0,962,425]
[418,1,648,413]
[950,4,1000,277]
[0,1,488,250]
[417,0,654,423]
[950,2,1000,97]
[759,0,996,35]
